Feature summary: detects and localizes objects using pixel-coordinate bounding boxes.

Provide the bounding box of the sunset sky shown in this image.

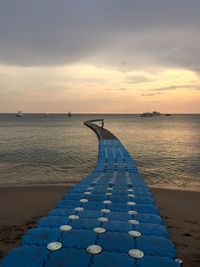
[0,0,200,113]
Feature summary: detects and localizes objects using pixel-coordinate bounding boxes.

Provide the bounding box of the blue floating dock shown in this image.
[1,120,181,267]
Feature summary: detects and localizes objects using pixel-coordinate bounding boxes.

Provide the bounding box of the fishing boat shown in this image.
[67,111,72,117]
[16,110,23,117]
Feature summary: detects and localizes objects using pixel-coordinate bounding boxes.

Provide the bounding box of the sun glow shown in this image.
[0,64,199,113]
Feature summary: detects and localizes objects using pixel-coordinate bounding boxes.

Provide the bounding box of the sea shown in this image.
[0,114,199,190]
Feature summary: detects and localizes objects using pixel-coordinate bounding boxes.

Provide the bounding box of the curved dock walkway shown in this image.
[1,120,181,267]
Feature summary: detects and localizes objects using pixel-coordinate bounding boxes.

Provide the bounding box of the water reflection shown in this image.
[0,114,199,189]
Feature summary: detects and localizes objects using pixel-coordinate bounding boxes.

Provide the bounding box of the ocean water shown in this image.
[0,114,199,189]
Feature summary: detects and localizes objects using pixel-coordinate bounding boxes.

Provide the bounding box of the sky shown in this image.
[0,0,200,113]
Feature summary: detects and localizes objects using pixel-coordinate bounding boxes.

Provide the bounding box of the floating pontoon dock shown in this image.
[1,120,181,267]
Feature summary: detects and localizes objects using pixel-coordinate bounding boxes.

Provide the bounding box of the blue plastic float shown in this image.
[1,120,182,267]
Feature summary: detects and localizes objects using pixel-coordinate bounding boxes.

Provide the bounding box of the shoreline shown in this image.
[0,185,200,266]
[150,184,200,193]
[0,182,200,192]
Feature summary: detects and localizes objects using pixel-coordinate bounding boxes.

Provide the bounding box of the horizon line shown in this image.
[0,112,200,115]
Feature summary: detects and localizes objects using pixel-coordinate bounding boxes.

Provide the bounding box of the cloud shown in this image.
[142,92,164,97]
[105,88,127,91]
[126,75,154,84]
[151,85,200,92]
[0,0,200,71]
[160,46,184,58]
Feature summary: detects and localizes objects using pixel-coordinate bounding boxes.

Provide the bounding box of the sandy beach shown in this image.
[0,185,200,267]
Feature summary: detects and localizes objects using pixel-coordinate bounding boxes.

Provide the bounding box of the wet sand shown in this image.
[0,185,200,267]
[151,188,200,267]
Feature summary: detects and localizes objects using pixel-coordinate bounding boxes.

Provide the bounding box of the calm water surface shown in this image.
[0,114,199,189]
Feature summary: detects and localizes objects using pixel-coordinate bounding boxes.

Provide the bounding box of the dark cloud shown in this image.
[142,92,164,97]
[0,0,200,69]
[151,85,200,92]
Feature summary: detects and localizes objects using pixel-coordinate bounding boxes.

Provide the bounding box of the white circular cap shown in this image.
[74,207,84,212]
[128,210,138,215]
[98,217,109,222]
[84,191,92,195]
[87,245,102,255]
[59,225,72,232]
[101,209,110,214]
[107,188,113,191]
[128,230,141,237]
[103,200,112,204]
[128,194,135,198]
[175,259,183,264]
[128,219,139,225]
[47,242,62,251]
[127,201,136,206]
[127,189,134,192]
[68,215,79,220]
[105,192,112,196]
[93,227,106,234]
[128,249,144,259]
[87,187,94,190]
[80,198,88,203]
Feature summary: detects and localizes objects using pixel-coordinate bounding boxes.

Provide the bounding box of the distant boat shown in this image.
[16,110,23,117]
[67,111,72,117]
[141,112,152,117]
[165,114,172,116]
[151,111,161,116]
[141,111,161,117]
